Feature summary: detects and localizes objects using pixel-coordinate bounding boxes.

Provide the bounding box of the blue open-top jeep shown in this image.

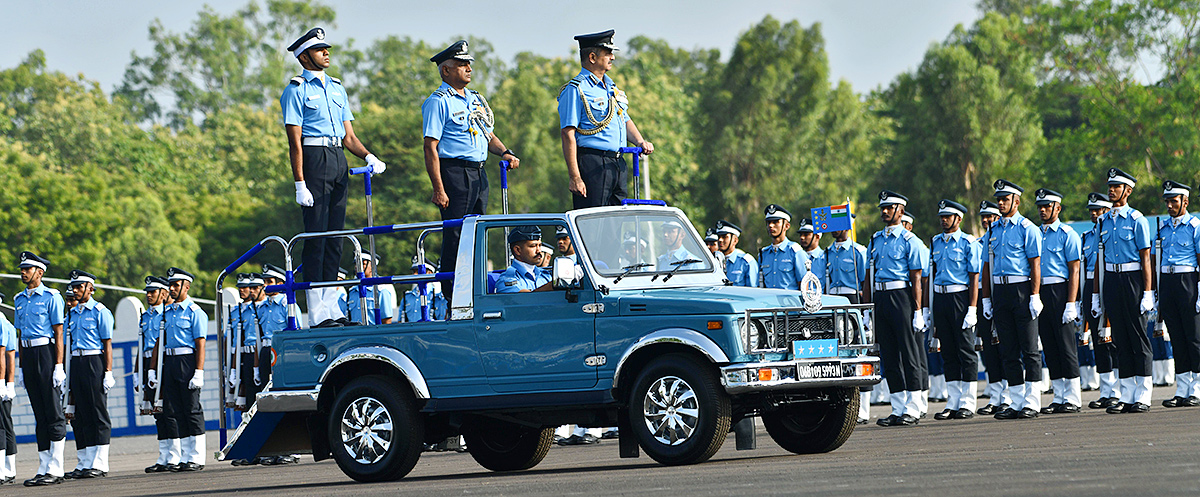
[216,204,880,482]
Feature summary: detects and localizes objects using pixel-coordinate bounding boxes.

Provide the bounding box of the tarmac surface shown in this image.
[5,385,1199,496]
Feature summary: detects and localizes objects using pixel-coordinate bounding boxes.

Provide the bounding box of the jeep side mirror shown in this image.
[552,257,582,290]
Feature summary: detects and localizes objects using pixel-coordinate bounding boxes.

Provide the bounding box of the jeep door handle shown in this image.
[482,311,503,320]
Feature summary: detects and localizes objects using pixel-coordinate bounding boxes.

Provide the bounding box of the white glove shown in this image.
[1140,291,1155,314]
[103,371,115,394]
[862,309,873,333]
[189,370,204,390]
[962,306,978,329]
[912,310,927,333]
[5,382,13,401]
[922,307,932,329]
[65,404,75,415]
[365,153,386,175]
[1091,293,1103,318]
[53,364,66,388]
[147,369,158,389]
[981,298,993,320]
[295,181,314,207]
[1062,302,1078,324]
[254,367,261,386]
[228,369,239,388]
[0,380,7,401]
[1029,293,1043,319]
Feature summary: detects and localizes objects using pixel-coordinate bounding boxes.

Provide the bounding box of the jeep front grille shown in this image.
[739,304,873,355]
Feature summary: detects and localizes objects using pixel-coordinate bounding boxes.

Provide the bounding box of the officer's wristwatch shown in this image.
[500,149,517,159]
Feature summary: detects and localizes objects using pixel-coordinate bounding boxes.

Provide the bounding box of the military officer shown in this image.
[62,270,114,479]
[760,205,810,289]
[14,252,67,486]
[1157,181,1200,407]
[705,228,720,259]
[339,254,395,325]
[1082,193,1119,408]
[822,228,867,303]
[902,211,938,409]
[262,264,289,307]
[140,276,179,472]
[281,27,384,327]
[928,200,982,420]
[975,201,1011,414]
[981,180,1044,419]
[423,40,519,307]
[656,220,703,271]
[154,268,207,470]
[0,292,17,484]
[496,227,553,293]
[1089,168,1154,413]
[865,191,925,426]
[558,30,654,209]
[1030,189,1084,414]
[402,258,446,322]
[234,274,264,410]
[716,220,758,287]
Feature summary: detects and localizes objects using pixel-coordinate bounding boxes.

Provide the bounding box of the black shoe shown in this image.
[994,407,1019,419]
[1162,396,1192,408]
[1184,396,1200,407]
[63,469,82,480]
[145,463,170,473]
[1125,402,1149,413]
[933,408,953,420]
[1088,398,1107,409]
[1081,386,1095,392]
[557,434,595,446]
[1016,407,1039,419]
[175,462,204,472]
[258,456,281,465]
[929,397,947,403]
[23,474,62,486]
[79,469,107,478]
[893,414,919,426]
[600,430,619,440]
[2,476,12,484]
[1153,382,1168,387]
[857,418,869,425]
[314,319,343,328]
[1100,397,1119,408]
[1106,402,1128,414]
[230,458,258,466]
[1041,402,1062,415]
[876,415,898,427]
[1054,403,1080,413]
[951,408,975,419]
[977,404,999,415]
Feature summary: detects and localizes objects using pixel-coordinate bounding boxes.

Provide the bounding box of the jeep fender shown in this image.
[318,346,431,401]
[611,328,730,393]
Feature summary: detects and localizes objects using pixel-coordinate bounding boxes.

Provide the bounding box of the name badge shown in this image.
[307,95,321,101]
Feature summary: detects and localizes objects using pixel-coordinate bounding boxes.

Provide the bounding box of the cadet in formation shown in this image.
[339,254,395,325]
[1156,180,1200,407]
[1081,193,1119,408]
[155,268,207,470]
[929,200,982,420]
[64,270,115,479]
[140,275,181,473]
[760,205,810,290]
[402,258,446,322]
[715,220,758,287]
[0,292,16,484]
[14,252,67,486]
[1032,189,1084,414]
[281,27,386,326]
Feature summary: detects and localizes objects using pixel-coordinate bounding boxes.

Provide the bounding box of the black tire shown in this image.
[327,375,424,482]
[463,419,553,472]
[761,387,857,454]
[628,353,731,466]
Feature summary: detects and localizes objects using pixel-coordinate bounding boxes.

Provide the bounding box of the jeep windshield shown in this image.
[574,211,714,280]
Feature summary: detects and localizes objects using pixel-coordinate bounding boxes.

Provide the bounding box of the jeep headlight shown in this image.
[739,319,766,351]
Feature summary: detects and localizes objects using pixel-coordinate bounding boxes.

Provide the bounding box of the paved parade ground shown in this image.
[10,386,1199,496]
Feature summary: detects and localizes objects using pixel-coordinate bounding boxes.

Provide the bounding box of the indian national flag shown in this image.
[831,204,848,217]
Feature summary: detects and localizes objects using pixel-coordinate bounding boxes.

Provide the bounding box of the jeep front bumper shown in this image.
[720,356,881,394]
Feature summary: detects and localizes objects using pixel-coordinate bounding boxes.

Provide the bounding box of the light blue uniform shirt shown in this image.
[496,260,551,293]
[987,214,1042,277]
[14,284,64,340]
[868,227,923,283]
[1040,220,1082,280]
[1082,228,1099,279]
[915,239,931,278]
[723,249,759,287]
[931,231,982,286]
[280,69,353,138]
[760,240,810,290]
[339,285,396,325]
[806,249,826,287]
[0,313,16,351]
[1159,214,1200,267]
[1097,205,1152,264]
[657,246,704,271]
[558,69,630,151]
[240,302,264,347]
[140,306,165,351]
[257,298,286,344]
[421,82,493,162]
[402,287,447,322]
[823,242,867,290]
[68,299,113,351]
[163,298,207,349]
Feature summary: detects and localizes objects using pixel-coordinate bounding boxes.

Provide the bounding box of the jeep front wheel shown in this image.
[628,353,731,466]
[463,420,553,472]
[328,375,424,482]
[761,387,857,454]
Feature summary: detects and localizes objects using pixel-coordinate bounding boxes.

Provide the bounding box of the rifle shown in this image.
[987,224,999,345]
[928,256,939,353]
[233,303,245,406]
[62,306,72,417]
[252,299,265,395]
[1095,217,1112,345]
[1154,217,1165,337]
[153,302,166,411]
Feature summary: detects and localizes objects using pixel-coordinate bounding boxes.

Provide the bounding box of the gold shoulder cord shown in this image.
[467,92,495,142]
[576,90,619,136]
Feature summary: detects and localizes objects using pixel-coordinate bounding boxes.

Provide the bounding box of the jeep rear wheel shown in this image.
[328,375,424,482]
[628,354,731,466]
[463,420,553,472]
[761,387,857,454]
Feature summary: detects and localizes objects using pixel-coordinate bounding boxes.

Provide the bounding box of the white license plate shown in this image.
[796,362,842,379]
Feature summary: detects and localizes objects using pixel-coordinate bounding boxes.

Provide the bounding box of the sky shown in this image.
[7,0,983,94]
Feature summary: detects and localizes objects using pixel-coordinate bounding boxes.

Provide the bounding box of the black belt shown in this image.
[578,147,620,159]
[440,157,484,168]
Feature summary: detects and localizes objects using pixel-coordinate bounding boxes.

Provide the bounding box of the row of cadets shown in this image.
[929,200,982,419]
[401,257,447,322]
[1033,189,1084,414]
[140,276,182,473]
[339,253,396,325]
[759,205,811,290]
[976,201,1013,414]
[63,270,115,479]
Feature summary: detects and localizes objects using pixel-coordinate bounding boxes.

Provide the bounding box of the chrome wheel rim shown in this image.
[340,396,393,464]
[642,375,699,445]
